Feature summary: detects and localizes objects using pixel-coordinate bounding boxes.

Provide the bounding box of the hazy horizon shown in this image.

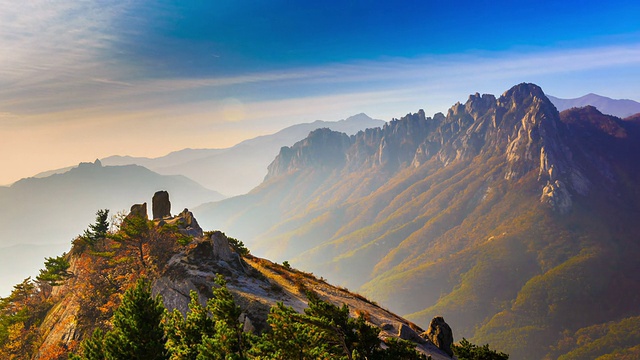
[1,0,639,185]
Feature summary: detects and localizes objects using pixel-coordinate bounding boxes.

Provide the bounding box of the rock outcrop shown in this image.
[265,128,353,180]
[152,190,171,219]
[211,231,235,261]
[168,208,203,237]
[423,316,454,357]
[540,180,572,214]
[127,203,148,219]
[397,323,426,344]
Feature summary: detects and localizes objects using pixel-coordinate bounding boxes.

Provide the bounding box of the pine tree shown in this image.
[0,278,43,359]
[74,328,106,360]
[252,302,337,359]
[164,291,216,360]
[303,291,354,359]
[452,338,509,360]
[251,291,426,360]
[110,214,150,267]
[195,274,250,360]
[165,275,251,360]
[83,209,110,247]
[36,254,72,287]
[102,278,167,360]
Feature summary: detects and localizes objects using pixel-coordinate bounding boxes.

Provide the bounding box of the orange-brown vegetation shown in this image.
[0,211,194,359]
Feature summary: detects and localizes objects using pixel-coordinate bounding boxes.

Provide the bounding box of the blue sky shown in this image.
[1,0,639,184]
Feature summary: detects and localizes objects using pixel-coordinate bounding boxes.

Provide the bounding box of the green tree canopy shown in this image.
[36,254,72,287]
[83,209,110,246]
[101,278,167,360]
[165,274,250,360]
[251,291,426,360]
[110,214,150,267]
[453,338,509,360]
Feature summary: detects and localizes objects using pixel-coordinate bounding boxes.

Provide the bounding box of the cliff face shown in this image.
[265,128,353,180]
[196,83,640,359]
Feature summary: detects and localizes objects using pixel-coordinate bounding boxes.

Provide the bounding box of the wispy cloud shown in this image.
[6,18,639,115]
[2,1,639,119]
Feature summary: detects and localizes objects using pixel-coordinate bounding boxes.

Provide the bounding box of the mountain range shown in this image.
[0,114,382,296]
[548,93,640,118]
[30,113,383,197]
[4,86,640,358]
[195,83,640,359]
[30,114,383,197]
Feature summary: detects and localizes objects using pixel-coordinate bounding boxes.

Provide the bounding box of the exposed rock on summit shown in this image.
[159,208,204,238]
[127,202,148,220]
[423,316,454,357]
[152,190,171,219]
[211,230,235,261]
[266,128,352,180]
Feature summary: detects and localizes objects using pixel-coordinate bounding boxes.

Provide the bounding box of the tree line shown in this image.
[70,276,429,360]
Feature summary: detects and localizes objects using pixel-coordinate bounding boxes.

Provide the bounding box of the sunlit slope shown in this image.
[196,84,640,359]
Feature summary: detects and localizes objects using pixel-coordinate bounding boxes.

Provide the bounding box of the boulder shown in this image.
[422,316,454,357]
[211,231,234,262]
[127,203,148,220]
[152,190,171,219]
[241,313,255,333]
[177,208,203,237]
[397,323,426,344]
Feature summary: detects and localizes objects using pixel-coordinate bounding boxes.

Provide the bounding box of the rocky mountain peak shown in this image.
[465,92,497,117]
[191,84,640,360]
[498,83,550,110]
[265,128,353,179]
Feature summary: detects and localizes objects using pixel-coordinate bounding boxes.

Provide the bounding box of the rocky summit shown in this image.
[152,190,172,219]
[197,83,640,359]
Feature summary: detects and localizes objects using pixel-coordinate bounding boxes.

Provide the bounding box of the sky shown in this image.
[1,0,639,185]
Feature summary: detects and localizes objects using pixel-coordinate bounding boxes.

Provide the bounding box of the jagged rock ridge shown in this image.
[264,83,585,213]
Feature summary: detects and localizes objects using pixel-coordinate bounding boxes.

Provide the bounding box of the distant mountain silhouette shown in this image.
[0,160,222,295]
[548,93,640,118]
[196,84,640,359]
[101,113,384,196]
[30,114,383,197]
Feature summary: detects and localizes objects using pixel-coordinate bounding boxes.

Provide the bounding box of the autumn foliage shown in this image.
[0,209,192,358]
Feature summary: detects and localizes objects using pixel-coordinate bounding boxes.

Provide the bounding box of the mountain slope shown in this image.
[548,93,640,118]
[8,206,451,359]
[0,160,222,296]
[196,84,640,359]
